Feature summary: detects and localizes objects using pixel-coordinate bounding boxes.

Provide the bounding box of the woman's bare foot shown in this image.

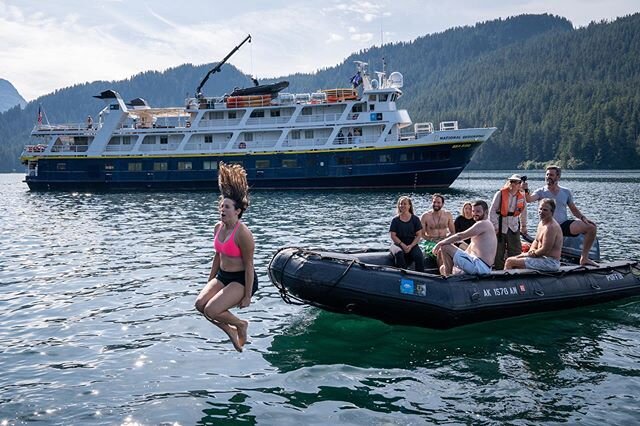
[219,323,243,352]
[237,320,249,347]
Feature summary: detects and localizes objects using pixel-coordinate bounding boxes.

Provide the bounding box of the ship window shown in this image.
[379,154,392,163]
[369,104,375,111]
[282,159,298,168]
[56,163,67,171]
[250,110,265,118]
[109,104,119,110]
[203,161,218,170]
[379,94,388,102]
[204,135,213,143]
[178,161,193,171]
[128,162,142,172]
[368,95,377,102]
[229,161,244,167]
[210,111,224,120]
[290,130,300,140]
[270,110,280,117]
[122,136,131,145]
[256,160,270,168]
[160,136,168,144]
[105,163,115,171]
[244,133,253,142]
[390,93,398,102]
[352,103,364,113]
[154,162,168,171]
[337,156,353,165]
[301,107,312,116]
[304,130,314,139]
[228,111,237,119]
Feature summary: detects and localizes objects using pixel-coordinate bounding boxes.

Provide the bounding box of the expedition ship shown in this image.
[21,36,496,191]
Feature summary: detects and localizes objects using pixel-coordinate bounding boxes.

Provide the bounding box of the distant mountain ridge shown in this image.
[0,79,27,113]
[1,13,639,172]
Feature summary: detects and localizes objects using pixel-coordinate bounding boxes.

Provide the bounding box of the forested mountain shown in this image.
[1,13,639,172]
[0,79,26,113]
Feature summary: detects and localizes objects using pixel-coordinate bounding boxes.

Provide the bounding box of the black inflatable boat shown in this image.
[268,247,640,329]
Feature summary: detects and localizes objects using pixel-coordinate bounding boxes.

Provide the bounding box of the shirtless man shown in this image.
[421,193,455,241]
[505,198,563,271]
[421,194,455,267]
[525,165,597,266]
[432,200,497,276]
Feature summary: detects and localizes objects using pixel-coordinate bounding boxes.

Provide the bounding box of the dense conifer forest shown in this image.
[1,13,638,172]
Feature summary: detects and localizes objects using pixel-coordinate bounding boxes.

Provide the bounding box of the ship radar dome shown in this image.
[370,79,379,89]
[388,72,403,88]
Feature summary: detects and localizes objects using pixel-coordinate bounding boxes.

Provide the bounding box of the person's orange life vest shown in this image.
[499,188,525,217]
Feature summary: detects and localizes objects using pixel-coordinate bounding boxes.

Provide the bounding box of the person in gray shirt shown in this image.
[525,165,597,266]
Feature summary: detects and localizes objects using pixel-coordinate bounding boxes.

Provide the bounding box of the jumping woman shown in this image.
[195,162,257,352]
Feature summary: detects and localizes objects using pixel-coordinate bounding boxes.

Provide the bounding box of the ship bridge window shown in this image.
[368,95,377,102]
[128,162,142,172]
[390,93,398,102]
[178,161,193,171]
[256,160,270,168]
[379,94,388,102]
[282,159,298,168]
[352,103,364,113]
[154,162,168,171]
[203,161,218,170]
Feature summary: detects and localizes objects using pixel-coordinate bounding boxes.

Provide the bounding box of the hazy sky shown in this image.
[1,0,638,101]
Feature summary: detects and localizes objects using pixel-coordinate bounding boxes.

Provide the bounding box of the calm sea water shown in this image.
[1,171,639,425]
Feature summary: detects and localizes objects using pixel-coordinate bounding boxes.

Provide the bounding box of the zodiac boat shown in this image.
[268,247,640,329]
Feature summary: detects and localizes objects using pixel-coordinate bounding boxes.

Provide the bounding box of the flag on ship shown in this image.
[350,71,362,88]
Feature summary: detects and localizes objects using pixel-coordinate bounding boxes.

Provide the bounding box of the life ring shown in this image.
[239,142,246,149]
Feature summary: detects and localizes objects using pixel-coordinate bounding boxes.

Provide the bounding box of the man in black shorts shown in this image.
[525,165,597,266]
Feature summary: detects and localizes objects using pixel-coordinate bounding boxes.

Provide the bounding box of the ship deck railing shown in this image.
[32,123,94,133]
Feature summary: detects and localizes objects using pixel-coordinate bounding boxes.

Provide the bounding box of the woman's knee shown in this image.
[194,297,206,313]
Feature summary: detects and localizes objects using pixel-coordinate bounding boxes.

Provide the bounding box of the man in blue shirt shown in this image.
[525,165,597,266]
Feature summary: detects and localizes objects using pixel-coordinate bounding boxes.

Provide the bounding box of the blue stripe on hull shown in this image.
[25,143,481,191]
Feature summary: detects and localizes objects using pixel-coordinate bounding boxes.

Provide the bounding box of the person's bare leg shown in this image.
[571,221,598,266]
[439,245,456,276]
[204,284,247,351]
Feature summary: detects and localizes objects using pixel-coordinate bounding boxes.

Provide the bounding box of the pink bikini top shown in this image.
[214,221,243,258]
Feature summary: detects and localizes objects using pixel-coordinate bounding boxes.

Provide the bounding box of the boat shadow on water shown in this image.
[264,299,640,377]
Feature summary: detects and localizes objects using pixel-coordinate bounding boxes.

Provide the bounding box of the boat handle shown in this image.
[534,289,544,296]
[591,283,601,290]
[471,292,480,301]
